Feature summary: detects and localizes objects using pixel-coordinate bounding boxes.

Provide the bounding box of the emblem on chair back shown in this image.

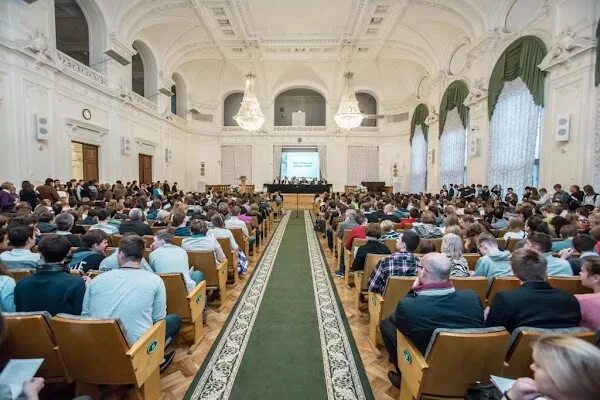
[403,349,412,365]
[146,340,158,354]
[196,294,203,304]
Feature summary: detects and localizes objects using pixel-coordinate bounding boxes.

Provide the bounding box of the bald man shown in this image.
[380,252,484,388]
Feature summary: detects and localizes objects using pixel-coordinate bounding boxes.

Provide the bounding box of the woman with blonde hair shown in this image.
[441,233,469,277]
[505,335,600,400]
[503,217,527,240]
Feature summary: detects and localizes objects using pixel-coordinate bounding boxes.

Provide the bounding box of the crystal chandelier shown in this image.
[233,73,265,131]
[335,72,365,130]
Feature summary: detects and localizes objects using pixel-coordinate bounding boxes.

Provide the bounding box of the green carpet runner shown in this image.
[185,211,374,400]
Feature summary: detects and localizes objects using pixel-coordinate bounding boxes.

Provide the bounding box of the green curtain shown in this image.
[488,36,547,119]
[439,80,469,137]
[410,103,429,144]
[595,19,600,86]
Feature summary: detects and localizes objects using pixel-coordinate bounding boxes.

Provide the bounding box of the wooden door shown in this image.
[82,144,99,181]
[139,154,153,185]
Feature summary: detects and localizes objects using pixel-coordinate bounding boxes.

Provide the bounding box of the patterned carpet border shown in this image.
[304,210,371,400]
[185,212,290,400]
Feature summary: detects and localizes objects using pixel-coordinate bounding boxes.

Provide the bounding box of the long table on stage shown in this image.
[265,184,332,194]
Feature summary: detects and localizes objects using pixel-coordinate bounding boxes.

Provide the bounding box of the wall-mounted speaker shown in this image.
[35,113,49,140]
[428,149,435,164]
[165,148,173,162]
[555,114,570,142]
[121,137,131,155]
[469,136,481,157]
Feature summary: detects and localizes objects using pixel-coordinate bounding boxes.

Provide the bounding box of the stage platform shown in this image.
[281,193,316,210]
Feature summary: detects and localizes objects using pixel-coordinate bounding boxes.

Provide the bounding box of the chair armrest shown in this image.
[187,280,206,322]
[216,259,228,272]
[353,271,363,291]
[127,320,165,387]
[368,292,384,321]
[397,331,428,398]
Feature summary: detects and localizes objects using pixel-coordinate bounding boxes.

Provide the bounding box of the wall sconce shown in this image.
[200,161,205,176]
[393,162,398,178]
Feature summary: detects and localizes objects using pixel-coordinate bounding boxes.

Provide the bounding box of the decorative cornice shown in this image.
[65,118,108,146]
[135,136,159,155]
[463,78,488,107]
[537,29,596,71]
[424,107,438,126]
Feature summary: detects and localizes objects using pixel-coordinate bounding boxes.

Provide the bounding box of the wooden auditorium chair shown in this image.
[503,326,596,379]
[52,315,165,400]
[159,273,206,354]
[109,234,123,247]
[353,253,389,311]
[0,312,69,383]
[450,276,488,305]
[336,229,351,259]
[397,327,509,400]
[368,276,415,351]
[384,238,397,253]
[142,235,154,249]
[187,251,228,310]
[9,268,33,282]
[464,253,480,271]
[486,276,521,306]
[172,236,184,247]
[216,237,239,285]
[344,238,367,287]
[547,276,593,295]
[230,228,250,259]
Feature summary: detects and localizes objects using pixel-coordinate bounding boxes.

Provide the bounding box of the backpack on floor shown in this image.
[238,250,248,274]
[313,218,325,233]
[464,382,503,400]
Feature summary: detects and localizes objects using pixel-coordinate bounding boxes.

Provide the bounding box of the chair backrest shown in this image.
[51,314,135,384]
[9,268,33,282]
[143,248,151,261]
[504,327,596,378]
[0,312,67,381]
[496,238,506,250]
[505,238,520,252]
[352,238,367,249]
[187,251,220,288]
[150,226,164,234]
[230,228,245,249]
[172,236,184,246]
[110,234,123,247]
[487,277,521,304]
[464,253,480,271]
[381,276,415,320]
[159,273,192,319]
[547,276,593,295]
[415,238,442,253]
[421,328,509,397]
[87,270,103,279]
[216,237,234,266]
[142,235,154,249]
[450,277,488,305]
[340,229,351,246]
[360,254,388,291]
[81,225,92,232]
[401,222,413,229]
[384,239,397,253]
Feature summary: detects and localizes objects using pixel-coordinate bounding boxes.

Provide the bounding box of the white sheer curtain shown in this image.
[318,145,327,179]
[410,126,427,193]
[273,146,282,180]
[488,77,542,197]
[439,109,466,187]
[221,145,252,184]
[347,146,379,185]
[595,87,600,189]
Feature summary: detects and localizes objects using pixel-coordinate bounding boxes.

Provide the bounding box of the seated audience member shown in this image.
[503,217,527,241]
[505,336,600,400]
[336,213,368,278]
[53,212,83,247]
[82,235,180,369]
[0,182,17,213]
[463,222,483,253]
[66,230,108,272]
[368,231,420,295]
[207,214,238,251]
[118,208,152,236]
[380,204,400,223]
[0,229,9,254]
[330,208,356,251]
[14,235,86,315]
[412,211,443,238]
[380,253,484,388]
[441,233,470,277]
[567,234,599,275]
[490,206,508,229]
[152,210,171,227]
[99,243,153,272]
[36,212,56,233]
[379,220,400,241]
[400,208,420,225]
[526,232,572,276]
[146,199,162,221]
[182,219,226,263]
[418,240,436,254]
[576,256,600,331]
[149,231,204,292]
[90,209,119,235]
[80,208,98,225]
[0,226,40,269]
[68,210,87,235]
[551,224,577,252]
[351,223,391,272]
[486,248,580,332]
[473,233,512,279]
[0,263,15,312]
[172,213,191,237]
[225,206,255,249]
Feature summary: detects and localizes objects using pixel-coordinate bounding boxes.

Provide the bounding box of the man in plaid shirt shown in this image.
[368,230,420,294]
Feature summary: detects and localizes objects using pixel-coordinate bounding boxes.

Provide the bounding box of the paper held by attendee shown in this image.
[0,358,43,400]
[490,375,515,393]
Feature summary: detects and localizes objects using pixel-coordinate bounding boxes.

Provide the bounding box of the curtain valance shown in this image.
[595,19,600,86]
[410,103,429,144]
[488,36,547,119]
[439,80,469,137]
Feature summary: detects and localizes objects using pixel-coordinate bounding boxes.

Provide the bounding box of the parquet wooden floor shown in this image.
[158,216,398,400]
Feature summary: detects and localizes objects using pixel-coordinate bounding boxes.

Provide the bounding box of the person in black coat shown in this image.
[351,223,391,272]
[380,253,484,388]
[19,180,38,209]
[118,208,153,236]
[486,248,581,332]
[14,234,86,315]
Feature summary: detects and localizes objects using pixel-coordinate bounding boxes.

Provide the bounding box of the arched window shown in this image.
[439,81,469,186]
[171,73,187,117]
[274,88,325,126]
[131,45,145,97]
[356,92,377,127]
[131,41,157,99]
[54,0,90,66]
[410,104,429,193]
[594,19,600,188]
[488,36,546,196]
[223,92,244,126]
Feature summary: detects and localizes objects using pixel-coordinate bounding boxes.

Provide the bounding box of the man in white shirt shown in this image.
[0,226,40,269]
[82,235,180,370]
[224,206,255,249]
[90,209,119,236]
[149,231,204,292]
[207,214,238,251]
